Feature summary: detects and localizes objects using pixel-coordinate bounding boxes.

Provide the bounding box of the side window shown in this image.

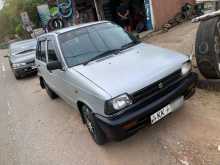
[47,40,58,62]
[36,42,41,60]
[40,41,46,62]
[36,40,46,62]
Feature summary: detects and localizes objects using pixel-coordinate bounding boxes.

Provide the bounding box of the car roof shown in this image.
[38,21,109,39]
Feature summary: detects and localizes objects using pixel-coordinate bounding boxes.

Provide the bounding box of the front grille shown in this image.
[132,70,182,104]
[26,60,35,65]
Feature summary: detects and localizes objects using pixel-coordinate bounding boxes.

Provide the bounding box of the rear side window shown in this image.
[36,40,46,62]
[47,40,58,62]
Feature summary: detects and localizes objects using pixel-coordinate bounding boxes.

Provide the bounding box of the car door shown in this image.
[46,37,77,107]
[44,38,59,91]
[36,39,48,82]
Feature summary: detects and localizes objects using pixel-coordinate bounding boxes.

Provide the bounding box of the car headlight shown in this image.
[105,94,133,115]
[181,61,192,76]
[12,63,26,68]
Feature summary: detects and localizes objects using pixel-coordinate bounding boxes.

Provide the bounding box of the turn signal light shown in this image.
[122,121,137,129]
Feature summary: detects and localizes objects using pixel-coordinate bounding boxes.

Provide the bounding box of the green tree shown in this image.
[0,0,45,41]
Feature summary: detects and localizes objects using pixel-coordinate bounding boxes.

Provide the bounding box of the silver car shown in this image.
[9,39,37,79]
[36,21,197,145]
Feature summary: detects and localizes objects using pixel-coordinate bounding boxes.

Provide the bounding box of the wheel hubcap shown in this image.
[84,108,95,135]
[86,118,94,133]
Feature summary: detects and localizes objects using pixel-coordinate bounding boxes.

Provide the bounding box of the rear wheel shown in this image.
[14,73,21,80]
[43,80,58,99]
[81,105,106,145]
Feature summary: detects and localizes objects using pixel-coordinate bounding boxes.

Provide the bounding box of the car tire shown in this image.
[197,79,220,92]
[14,73,21,80]
[195,17,220,79]
[43,80,58,99]
[81,105,107,145]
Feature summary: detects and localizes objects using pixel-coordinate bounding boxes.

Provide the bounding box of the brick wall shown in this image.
[151,0,195,30]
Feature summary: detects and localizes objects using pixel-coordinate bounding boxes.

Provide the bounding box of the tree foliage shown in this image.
[0,0,45,41]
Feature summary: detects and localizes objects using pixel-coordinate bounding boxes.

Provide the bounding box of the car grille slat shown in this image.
[132,70,182,104]
[26,60,35,65]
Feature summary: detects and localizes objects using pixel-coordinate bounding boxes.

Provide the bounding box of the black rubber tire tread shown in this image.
[48,18,65,31]
[43,80,58,99]
[197,79,220,92]
[195,17,220,79]
[39,77,45,89]
[14,73,21,80]
[81,105,107,145]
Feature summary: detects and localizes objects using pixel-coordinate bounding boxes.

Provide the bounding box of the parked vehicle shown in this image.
[9,39,37,79]
[36,21,198,145]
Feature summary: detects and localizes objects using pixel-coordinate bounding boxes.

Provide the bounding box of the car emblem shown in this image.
[158,82,164,89]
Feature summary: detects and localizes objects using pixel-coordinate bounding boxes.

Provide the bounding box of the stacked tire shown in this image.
[48,17,65,31]
[195,17,220,79]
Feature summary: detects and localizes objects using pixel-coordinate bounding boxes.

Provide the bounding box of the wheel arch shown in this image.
[77,101,92,124]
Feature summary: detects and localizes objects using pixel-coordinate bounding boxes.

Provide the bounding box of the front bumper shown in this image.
[14,65,37,77]
[94,72,198,141]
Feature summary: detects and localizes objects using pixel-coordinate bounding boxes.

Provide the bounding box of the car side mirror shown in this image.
[47,61,62,71]
[4,55,9,58]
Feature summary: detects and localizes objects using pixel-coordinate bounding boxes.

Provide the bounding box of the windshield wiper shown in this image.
[83,49,121,65]
[82,41,140,65]
[16,49,36,55]
[121,41,140,50]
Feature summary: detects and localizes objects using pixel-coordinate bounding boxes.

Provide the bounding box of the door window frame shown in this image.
[36,38,47,63]
[38,35,68,70]
[46,38,59,63]
[45,36,66,71]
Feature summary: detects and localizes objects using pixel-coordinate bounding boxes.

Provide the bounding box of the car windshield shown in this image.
[10,39,37,56]
[58,23,139,67]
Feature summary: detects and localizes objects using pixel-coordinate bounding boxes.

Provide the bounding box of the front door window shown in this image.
[47,40,58,63]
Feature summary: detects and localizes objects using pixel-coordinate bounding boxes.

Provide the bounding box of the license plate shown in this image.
[150,97,184,124]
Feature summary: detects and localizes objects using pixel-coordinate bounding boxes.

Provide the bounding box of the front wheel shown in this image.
[81,105,106,145]
[14,73,21,80]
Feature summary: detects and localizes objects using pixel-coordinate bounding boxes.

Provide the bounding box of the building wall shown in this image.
[151,0,195,30]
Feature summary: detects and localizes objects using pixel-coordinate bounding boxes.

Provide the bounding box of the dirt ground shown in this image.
[0,22,220,165]
[146,21,220,164]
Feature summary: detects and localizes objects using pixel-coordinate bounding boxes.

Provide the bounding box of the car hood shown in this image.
[73,43,189,98]
[10,51,35,64]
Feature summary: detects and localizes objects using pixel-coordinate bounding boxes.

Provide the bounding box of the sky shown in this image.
[0,0,4,10]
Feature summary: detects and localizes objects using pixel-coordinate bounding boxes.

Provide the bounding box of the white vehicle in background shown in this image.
[8,39,37,79]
